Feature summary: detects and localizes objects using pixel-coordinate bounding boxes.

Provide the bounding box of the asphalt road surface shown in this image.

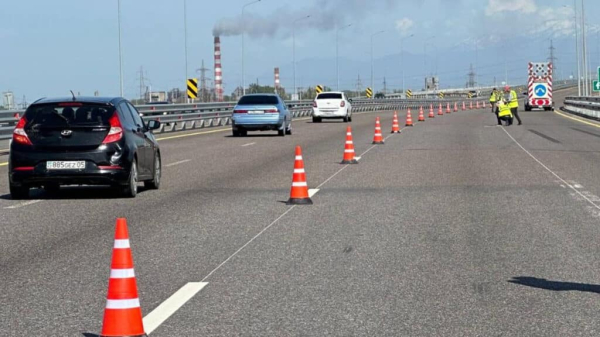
[3,87,600,336]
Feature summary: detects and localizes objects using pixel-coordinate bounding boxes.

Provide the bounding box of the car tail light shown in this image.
[312,101,317,108]
[58,102,83,107]
[265,109,279,113]
[13,117,32,146]
[13,166,34,171]
[234,109,248,114]
[102,112,123,144]
[340,101,346,107]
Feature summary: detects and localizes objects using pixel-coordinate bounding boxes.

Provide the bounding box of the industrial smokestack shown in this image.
[214,36,224,102]
[274,67,280,90]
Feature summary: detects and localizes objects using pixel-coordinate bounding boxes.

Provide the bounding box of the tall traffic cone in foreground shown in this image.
[342,126,359,164]
[428,104,435,118]
[438,103,443,116]
[287,146,313,205]
[446,102,451,114]
[405,110,414,127]
[391,111,401,134]
[100,218,146,337]
[418,106,425,121]
[462,101,466,111]
[454,102,458,112]
[373,117,385,143]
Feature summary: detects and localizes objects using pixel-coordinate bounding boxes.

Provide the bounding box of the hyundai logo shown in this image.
[61,130,73,137]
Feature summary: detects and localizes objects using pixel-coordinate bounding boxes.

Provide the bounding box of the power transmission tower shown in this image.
[382,77,387,95]
[198,60,210,102]
[137,66,150,101]
[548,39,557,78]
[467,64,476,88]
[355,73,362,98]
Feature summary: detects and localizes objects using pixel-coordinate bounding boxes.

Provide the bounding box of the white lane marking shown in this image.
[242,142,256,147]
[5,200,42,209]
[308,189,319,198]
[165,159,191,168]
[143,282,208,334]
[501,127,600,211]
[355,156,362,161]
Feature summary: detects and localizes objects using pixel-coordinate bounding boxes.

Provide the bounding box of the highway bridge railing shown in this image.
[563,96,600,121]
[0,97,488,140]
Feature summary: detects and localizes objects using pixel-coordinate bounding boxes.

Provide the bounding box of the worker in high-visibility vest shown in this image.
[489,88,498,114]
[497,99,513,126]
[504,85,522,125]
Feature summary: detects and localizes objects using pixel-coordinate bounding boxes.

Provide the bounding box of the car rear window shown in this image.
[238,96,279,105]
[317,93,343,100]
[25,103,115,127]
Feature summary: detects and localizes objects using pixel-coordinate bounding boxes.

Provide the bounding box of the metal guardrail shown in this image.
[0,97,488,140]
[563,96,600,120]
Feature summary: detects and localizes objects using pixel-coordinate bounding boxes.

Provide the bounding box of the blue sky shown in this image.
[1,0,599,102]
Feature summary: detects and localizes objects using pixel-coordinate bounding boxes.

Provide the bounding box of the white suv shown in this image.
[312,92,352,123]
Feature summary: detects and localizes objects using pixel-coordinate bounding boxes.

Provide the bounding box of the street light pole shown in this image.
[242,0,261,96]
[117,0,123,97]
[400,34,414,93]
[293,15,310,100]
[581,0,589,96]
[336,23,352,91]
[370,30,385,98]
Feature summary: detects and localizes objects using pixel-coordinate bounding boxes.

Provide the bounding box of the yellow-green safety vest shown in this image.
[508,90,519,109]
[498,102,513,118]
[489,92,497,103]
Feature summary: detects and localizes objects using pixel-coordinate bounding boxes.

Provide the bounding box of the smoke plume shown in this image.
[212,0,400,37]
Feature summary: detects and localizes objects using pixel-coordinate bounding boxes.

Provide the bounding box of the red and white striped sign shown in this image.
[528,62,553,107]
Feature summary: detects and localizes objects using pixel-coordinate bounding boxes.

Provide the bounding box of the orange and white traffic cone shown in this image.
[391,111,401,134]
[476,101,480,109]
[418,106,425,122]
[437,103,443,116]
[373,117,385,143]
[405,110,414,127]
[462,101,466,111]
[469,101,473,110]
[342,126,359,164]
[100,218,147,337]
[446,102,451,114]
[428,104,435,118]
[454,102,458,112]
[287,146,313,205]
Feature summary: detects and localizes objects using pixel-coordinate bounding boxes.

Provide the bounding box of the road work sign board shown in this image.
[366,88,373,98]
[315,85,324,94]
[533,83,549,98]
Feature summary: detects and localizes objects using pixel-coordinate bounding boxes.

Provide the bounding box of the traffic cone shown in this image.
[437,103,443,116]
[462,101,466,111]
[454,102,458,112]
[405,110,414,127]
[428,104,435,118]
[418,106,425,121]
[391,111,401,134]
[446,103,451,114]
[373,117,385,143]
[287,146,313,205]
[469,101,473,110]
[476,101,480,109]
[100,218,147,337]
[342,126,359,164]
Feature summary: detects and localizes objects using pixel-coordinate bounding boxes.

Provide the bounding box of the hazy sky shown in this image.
[1,0,599,102]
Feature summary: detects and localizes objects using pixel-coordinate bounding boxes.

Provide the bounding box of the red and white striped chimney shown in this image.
[214,36,224,102]
[274,67,280,89]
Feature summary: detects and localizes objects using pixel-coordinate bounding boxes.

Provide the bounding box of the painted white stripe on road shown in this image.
[165,159,191,168]
[308,189,319,198]
[143,282,208,334]
[5,200,42,209]
[114,239,130,249]
[241,142,256,147]
[105,298,140,309]
[110,268,135,279]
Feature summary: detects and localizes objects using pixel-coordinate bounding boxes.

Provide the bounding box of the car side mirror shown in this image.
[147,120,161,131]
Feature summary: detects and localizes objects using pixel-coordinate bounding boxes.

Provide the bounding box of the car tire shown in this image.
[278,128,285,137]
[10,183,29,200]
[343,115,349,123]
[285,123,292,135]
[44,183,60,195]
[144,152,161,190]
[348,115,353,122]
[239,129,247,137]
[312,117,322,123]
[122,159,138,198]
[232,129,240,137]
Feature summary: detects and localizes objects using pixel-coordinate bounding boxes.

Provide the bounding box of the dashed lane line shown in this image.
[4,200,42,209]
[142,282,208,334]
[165,159,191,168]
[501,127,600,211]
[241,142,256,147]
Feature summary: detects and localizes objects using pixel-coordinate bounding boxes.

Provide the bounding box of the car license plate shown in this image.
[248,110,264,114]
[46,161,86,170]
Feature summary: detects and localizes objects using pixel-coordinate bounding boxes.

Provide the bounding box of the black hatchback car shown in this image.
[8,97,161,199]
